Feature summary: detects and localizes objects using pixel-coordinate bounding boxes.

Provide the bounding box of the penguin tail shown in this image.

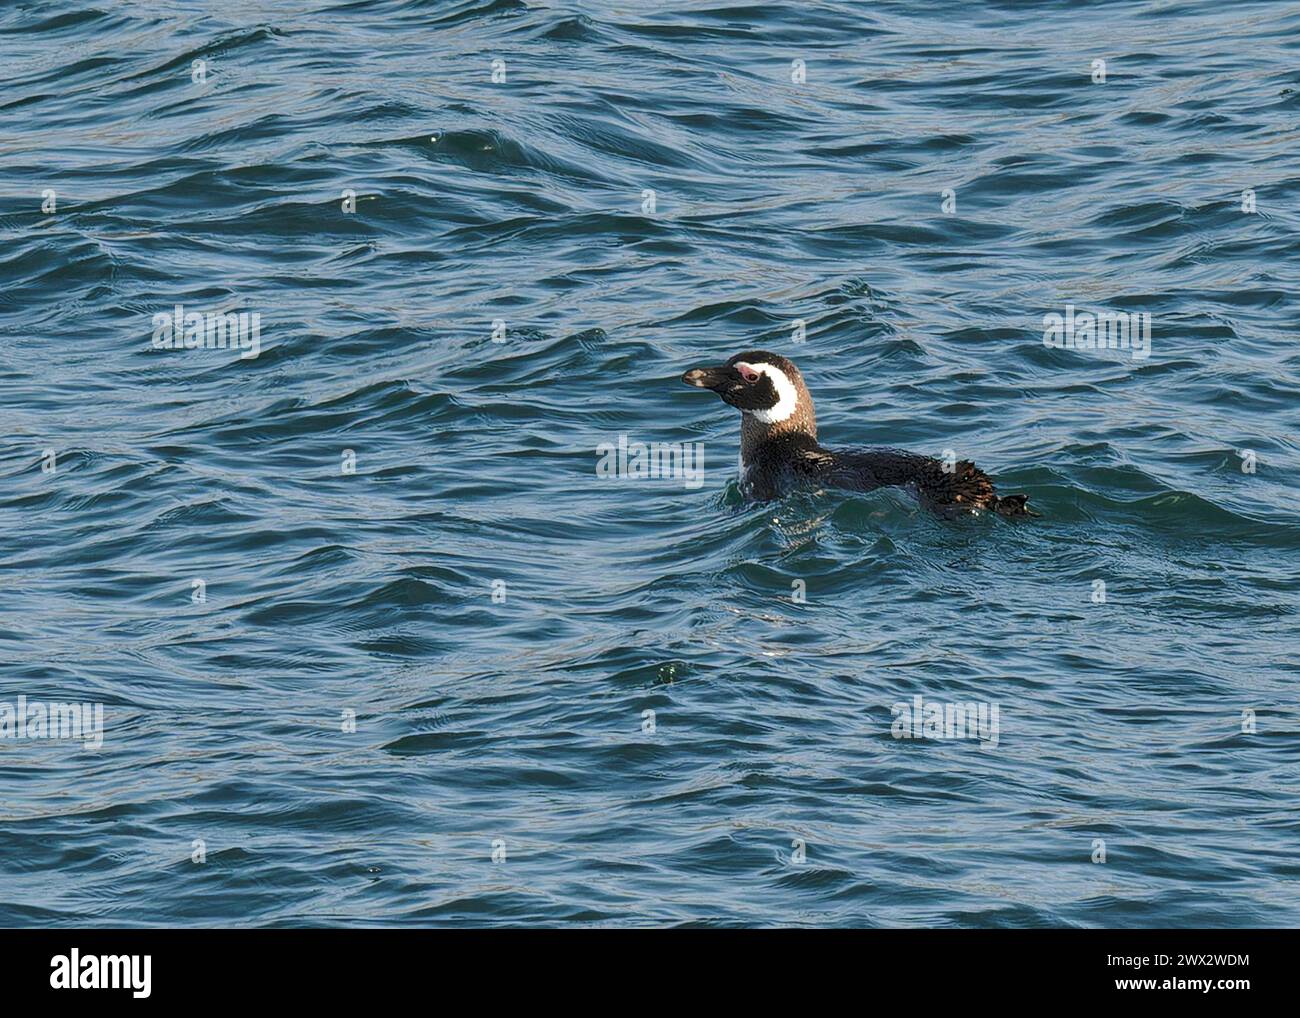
[993,493,1039,518]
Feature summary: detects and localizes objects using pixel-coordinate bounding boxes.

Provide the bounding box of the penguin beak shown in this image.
[682,365,733,390]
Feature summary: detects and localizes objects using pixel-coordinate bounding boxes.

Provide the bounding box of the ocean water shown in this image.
[1,0,1298,928]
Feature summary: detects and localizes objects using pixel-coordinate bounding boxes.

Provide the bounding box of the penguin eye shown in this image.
[736,364,761,383]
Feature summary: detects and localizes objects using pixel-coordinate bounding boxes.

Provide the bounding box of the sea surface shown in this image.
[1,0,1298,928]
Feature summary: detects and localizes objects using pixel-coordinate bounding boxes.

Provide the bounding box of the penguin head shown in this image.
[681,350,811,426]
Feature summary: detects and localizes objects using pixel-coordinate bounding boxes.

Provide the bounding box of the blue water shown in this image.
[2,0,1298,928]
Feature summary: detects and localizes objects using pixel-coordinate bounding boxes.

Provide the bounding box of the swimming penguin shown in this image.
[682,350,1035,516]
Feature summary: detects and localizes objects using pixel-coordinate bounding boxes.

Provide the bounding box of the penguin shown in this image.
[682,350,1035,516]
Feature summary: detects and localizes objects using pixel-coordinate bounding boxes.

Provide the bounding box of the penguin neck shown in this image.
[740,403,817,464]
